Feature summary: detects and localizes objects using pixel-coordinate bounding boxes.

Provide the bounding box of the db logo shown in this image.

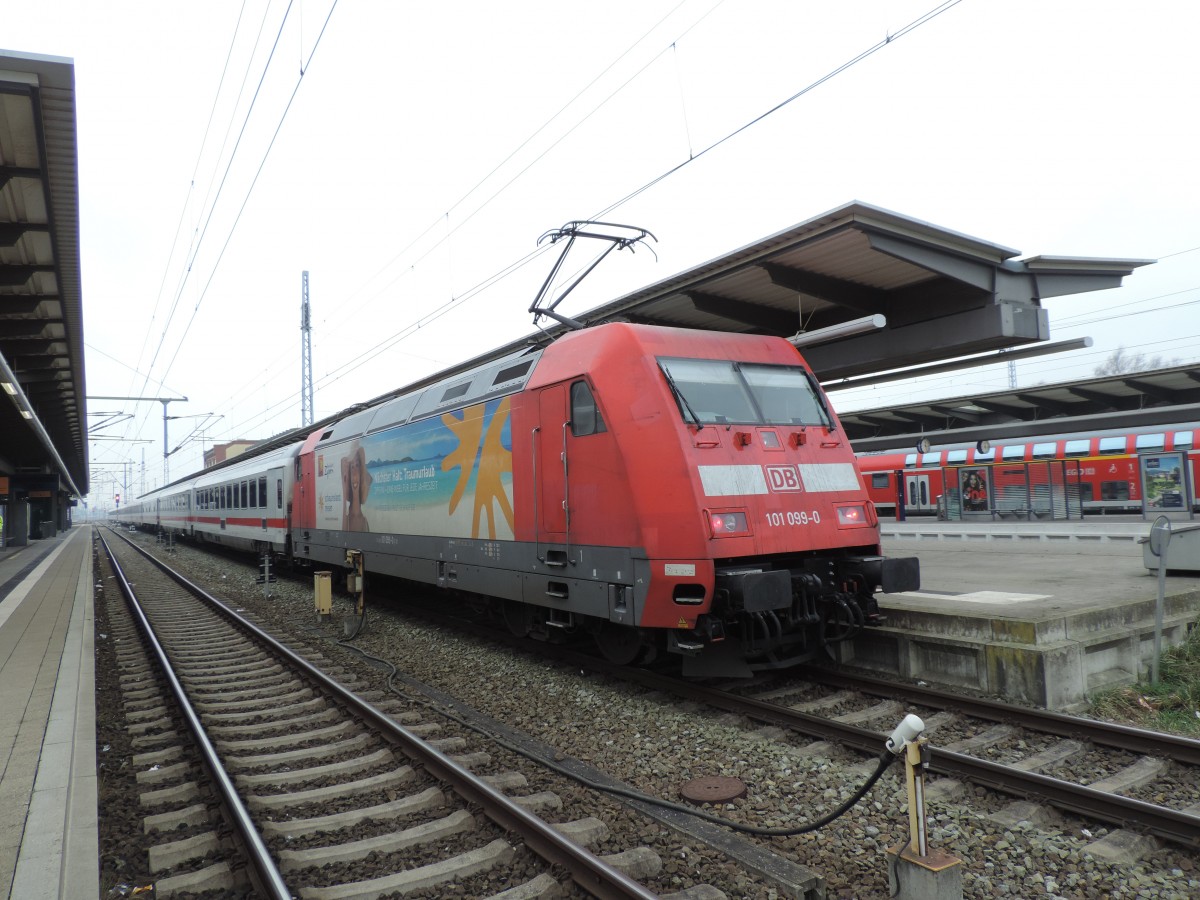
[765,465,802,492]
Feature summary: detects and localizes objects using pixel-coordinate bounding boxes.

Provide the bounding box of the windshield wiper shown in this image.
[660,367,701,426]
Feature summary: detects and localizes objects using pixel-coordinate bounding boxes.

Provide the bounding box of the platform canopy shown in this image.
[0,50,86,496]
[512,201,1151,382]
[843,362,1200,453]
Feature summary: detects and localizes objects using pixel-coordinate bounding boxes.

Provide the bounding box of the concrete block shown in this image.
[887,845,963,900]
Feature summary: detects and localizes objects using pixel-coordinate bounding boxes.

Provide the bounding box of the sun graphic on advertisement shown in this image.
[441,398,514,539]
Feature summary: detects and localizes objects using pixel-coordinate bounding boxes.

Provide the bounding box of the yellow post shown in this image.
[314,571,332,616]
[905,737,928,857]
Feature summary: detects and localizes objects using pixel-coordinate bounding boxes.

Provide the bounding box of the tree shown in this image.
[1093,346,1179,376]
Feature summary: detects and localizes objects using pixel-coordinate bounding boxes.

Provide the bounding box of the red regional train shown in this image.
[856,424,1200,518]
[116,323,920,676]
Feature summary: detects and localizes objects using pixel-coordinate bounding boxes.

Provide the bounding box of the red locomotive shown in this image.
[857,424,1199,518]
[119,322,919,676]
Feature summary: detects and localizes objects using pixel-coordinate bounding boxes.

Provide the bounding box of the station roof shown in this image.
[0,50,86,495]
[842,362,1200,453]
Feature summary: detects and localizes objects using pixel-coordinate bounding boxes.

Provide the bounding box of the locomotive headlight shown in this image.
[835,504,868,526]
[708,511,748,537]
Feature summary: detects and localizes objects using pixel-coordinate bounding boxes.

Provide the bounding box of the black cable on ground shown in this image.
[335,637,900,837]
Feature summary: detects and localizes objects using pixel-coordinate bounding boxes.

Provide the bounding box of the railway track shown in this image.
[98,528,685,899]
[104,528,1200,897]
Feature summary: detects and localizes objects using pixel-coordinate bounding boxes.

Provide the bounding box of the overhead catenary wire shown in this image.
[185,0,968,451]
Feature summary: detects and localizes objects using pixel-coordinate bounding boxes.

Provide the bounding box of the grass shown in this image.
[1089,625,1200,736]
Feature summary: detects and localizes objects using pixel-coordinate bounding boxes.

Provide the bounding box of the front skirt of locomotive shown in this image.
[675,555,920,678]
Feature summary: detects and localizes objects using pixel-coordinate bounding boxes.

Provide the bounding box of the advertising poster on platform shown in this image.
[1140,452,1191,519]
[959,467,990,513]
[314,398,515,540]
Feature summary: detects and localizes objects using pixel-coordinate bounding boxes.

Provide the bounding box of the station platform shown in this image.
[0,525,97,899]
[851,517,1200,709]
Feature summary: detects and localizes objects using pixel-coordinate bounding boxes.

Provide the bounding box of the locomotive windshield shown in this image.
[658,357,832,427]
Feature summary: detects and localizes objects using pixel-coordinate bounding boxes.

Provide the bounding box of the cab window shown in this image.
[570,381,606,436]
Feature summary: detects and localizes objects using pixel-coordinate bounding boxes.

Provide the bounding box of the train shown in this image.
[115,322,920,677]
[856,423,1199,518]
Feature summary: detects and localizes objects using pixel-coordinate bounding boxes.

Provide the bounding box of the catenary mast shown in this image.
[301,270,313,427]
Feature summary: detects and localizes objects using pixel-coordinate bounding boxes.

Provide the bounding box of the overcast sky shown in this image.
[7,0,1199,503]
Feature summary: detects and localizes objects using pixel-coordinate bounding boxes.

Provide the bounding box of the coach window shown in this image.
[1002,444,1026,461]
[259,477,268,508]
[251,478,260,508]
[1064,440,1090,457]
[1135,433,1165,452]
[277,479,283,509]
[1098,436,1126,455]
[241,481,249,509]
[1032,442,1057,460]
[569,381,606,436]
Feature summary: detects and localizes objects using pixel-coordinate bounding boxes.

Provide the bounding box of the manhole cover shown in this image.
[680,776,746,804]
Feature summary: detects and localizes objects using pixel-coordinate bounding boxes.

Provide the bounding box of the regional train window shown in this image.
[1098,436,1126,455]
[1002,445,1026,461]
[1101,481,1130,500]
[658,358,830,427]
[569,381,606,436]
[974,447,995,461]
[1064,440,1090,456]
[1135,433,1165,451]
[946,450,967,464]
[871,473,890,489]
[1032,442,1057,459]
[921,452,940,466]
[1174,430,1194,448]
[904,454,917,467]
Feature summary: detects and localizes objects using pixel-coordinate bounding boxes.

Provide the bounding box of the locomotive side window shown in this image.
[658,357,830,427]
[569,381,606,436]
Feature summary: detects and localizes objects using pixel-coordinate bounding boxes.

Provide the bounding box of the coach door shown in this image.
[536,385,568,540]
[904,472,935,513]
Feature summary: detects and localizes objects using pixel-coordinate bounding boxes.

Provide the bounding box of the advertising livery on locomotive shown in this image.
[118,322,920,676]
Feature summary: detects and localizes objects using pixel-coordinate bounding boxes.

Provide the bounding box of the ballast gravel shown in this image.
[100,536,1200,899]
